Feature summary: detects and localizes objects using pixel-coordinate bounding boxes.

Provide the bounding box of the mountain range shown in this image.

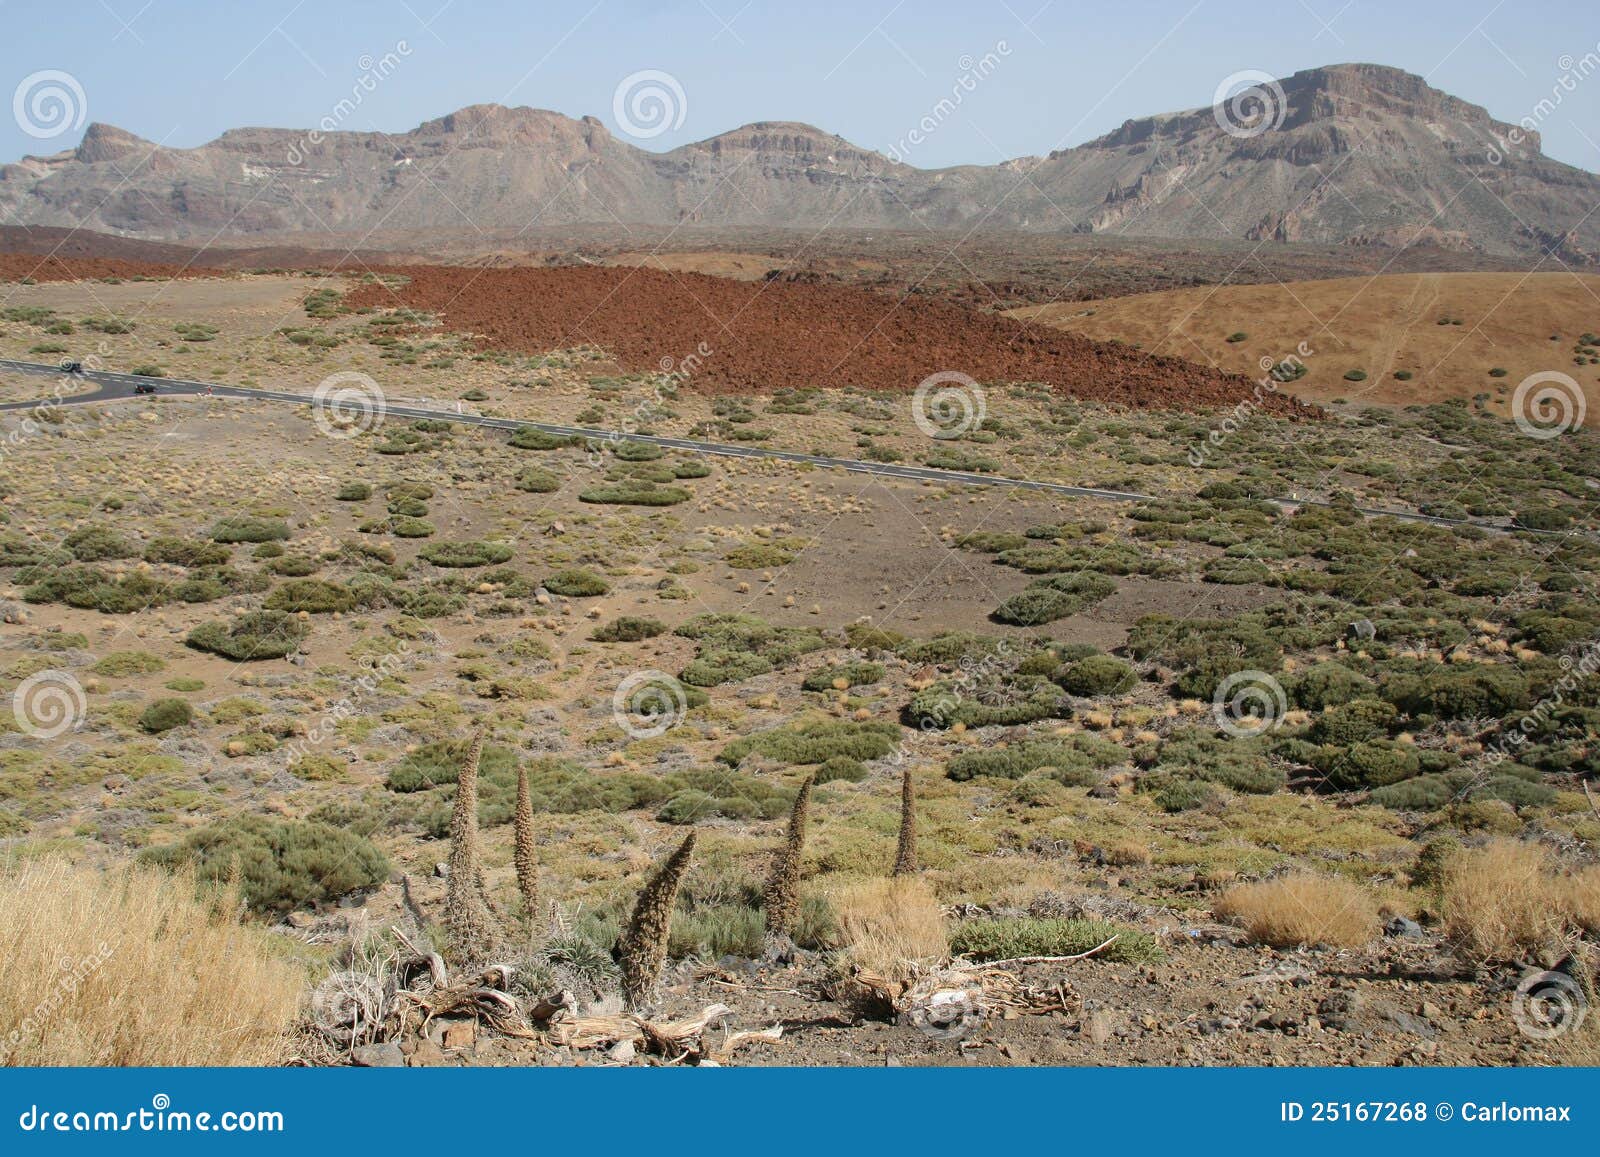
[2,63,1595,261]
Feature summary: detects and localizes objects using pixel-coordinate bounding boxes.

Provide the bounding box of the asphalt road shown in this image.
[0,357,1542,534]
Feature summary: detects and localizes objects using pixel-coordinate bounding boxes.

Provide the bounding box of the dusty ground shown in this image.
[1010,272,1600,414]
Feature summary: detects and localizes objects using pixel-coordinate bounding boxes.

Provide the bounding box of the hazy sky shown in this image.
[3,0,1598,170]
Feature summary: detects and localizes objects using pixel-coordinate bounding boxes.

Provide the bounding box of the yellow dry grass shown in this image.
[1214,874,1378,949]
[0,857,304,1066]
[1438,839,1569,963]
[1559,864,1600,937]
[1009,271,1600,412]
[830,877,949,984]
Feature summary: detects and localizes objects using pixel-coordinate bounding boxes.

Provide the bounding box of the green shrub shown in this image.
[141,816,388,913]
[1288,662,1371,710]
[186,611,308,661]
[210,516,290,544]
[63,525,139,562]
[515,467,562,493]
[509,427,581,450]
[91,651,165,677]
[1310,698,1397,746]
[1056,655,1136,697]
[545,568,609,597]
[991,573,1117,626]
[1381,665,1529,719]
[263,579,355,614]
[143,537,231,567]
[592,616,666,642]
[579,483,691,506]
[946,737,1121,784]
[718,719,899,767]
[801,661,885,692]
[138,698,193,733]
[336,482,372,501]
[813,755,869,783]
[726,542,800,569]
[419,541,514,568]
[949,918,1161,963]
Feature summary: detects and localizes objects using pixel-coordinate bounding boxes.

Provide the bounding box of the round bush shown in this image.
[545,568,610,597]
[141,816,388,912]
[419,541,514,568]
[592,616,666,642]
[210,516,290,544]
[336,482,372,501]
[139,698,193,733]
[1056,655,1136,697]
[186,611,308,661]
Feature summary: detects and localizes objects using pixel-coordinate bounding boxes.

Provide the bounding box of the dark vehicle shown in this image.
[132,382,157,395]
[59,361,83,374]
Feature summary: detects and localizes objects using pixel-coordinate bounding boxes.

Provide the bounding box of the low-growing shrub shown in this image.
[420,541,514,568]
[210,516,290,544]
[141,816,389,913]
[592,616,666,642]
[950,917,1161,963]
[545,568,610,597]
[138,697,193,733]
[802,661,885,692]
[186,611,308,661]
[1055,654,1136,697]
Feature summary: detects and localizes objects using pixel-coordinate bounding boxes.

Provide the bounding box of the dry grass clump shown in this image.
[1438,839,1569,962]
[831,878,949,985]
[0,857,302,1066]
[1561,864,1600,937]
[1214,874,1378,949]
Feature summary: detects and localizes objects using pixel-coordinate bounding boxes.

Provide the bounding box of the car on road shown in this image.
[59,361,83,375]
[132,382,157,395]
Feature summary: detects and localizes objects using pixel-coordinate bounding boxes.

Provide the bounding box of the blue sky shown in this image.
[3,0,1597,170]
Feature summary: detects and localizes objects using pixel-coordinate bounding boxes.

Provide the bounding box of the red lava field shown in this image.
[0,252,219,282]
[348,265,1307,413]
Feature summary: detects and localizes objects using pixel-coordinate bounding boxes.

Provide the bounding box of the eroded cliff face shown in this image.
[1,64,1593,259]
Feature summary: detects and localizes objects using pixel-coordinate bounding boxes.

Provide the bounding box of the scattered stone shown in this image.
[441,1021,476,1050]
[1384,915,1424,938]
[350,1042,404,1067]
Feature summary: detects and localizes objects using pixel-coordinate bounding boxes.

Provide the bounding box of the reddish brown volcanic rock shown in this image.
[347,265,1310,414]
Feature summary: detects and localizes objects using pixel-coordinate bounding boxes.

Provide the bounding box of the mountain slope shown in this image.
[1,64,1594,259]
